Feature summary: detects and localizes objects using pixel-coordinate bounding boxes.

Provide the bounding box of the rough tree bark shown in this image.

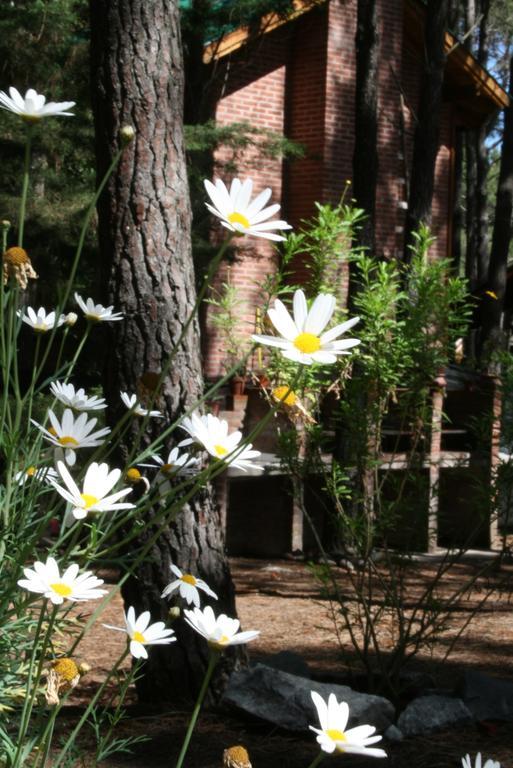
[352,0,379,255]
[479,54,513,362]
[89,0,241,703]
[404,0,449,260]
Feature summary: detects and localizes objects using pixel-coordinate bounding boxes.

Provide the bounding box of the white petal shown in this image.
[305,294,336,335]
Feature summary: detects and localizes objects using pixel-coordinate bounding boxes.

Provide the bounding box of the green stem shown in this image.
[305,752,325,768]
[52,649,129,768]
[18,125,33,248]
[175,652,219,768]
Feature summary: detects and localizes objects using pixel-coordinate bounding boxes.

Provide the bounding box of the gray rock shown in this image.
[397,695,473,736]
[384,724,404,742]
[264,651,311,679]
[223,663,395,732]
[461,670,513,722]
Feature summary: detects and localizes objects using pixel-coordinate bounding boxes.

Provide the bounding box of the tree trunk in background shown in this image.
[479,54,513,362]
[352,0,379,255]
[464,0,490,290]
[404,0,449,260]
[89,0,241,703]
[451,128,463,273]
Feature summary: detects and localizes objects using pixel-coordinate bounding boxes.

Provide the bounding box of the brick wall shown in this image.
[204,0,457,376]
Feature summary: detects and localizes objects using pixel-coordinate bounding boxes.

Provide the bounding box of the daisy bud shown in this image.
[64,311,78,327]
[168,606,181,621]
[120,125,135,144]
[1,219,11,230]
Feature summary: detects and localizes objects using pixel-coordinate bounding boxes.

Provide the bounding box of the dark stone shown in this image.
[397,695,473,736]
[223,663,395,732]
[460,670,513,722]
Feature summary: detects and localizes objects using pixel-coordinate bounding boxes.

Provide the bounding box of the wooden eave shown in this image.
[404,0,509,118]
[205,0,509,119]
[203,0,324,62]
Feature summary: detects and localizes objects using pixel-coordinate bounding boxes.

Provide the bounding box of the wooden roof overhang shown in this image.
[404,0,509,128]
[205,0,509,126]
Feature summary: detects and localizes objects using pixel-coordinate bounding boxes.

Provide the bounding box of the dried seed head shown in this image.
[52,658,79,682]
[223,745,252,768]
[3,246,38,289]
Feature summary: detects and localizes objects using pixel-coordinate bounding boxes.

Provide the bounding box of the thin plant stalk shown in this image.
[305,753,324,768]
[175,651,219,768]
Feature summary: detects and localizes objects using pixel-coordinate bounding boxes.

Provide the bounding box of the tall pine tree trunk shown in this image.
[404,0,449,259]
[480,54,513,362]
[352,0,379,254]
[89,0,241,703]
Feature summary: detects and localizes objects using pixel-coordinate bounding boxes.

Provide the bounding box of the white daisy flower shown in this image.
[180,412,261,472]
[50,460,134,521]
[183,605,259,651]
[15,465,58,486]
[17,556,106,605]
[204,177,292,242]
[32,408,111,466]
[309,691,386,758]
[120,392,163,419]
[74,293,123,323]
[103,606,175,659]
[462,754,501,768]
[161,565,218,607]
[18,307,65,333]
[142,447,199,475]
[0,87,75,121]
[50,381,107,411]
[252,289,361,365]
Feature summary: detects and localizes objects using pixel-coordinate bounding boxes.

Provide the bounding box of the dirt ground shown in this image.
[65,556,513,768]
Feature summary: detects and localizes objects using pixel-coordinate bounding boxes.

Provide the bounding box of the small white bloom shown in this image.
[204,177,292,242]
[184,605,259,650]
[142,446,199,475]
[120,392,162,419]
[18,306,65,333]
[103,606,175,659]
[17,556,106,605]
[309,691,386,757]
[252,289,361,365]
[51,461,134,521]
[0,87,75,121]
[162,564,218,607]
[32,408,111,466]
[180,412,261,472]
[74,293,123,323]
[15,465,58,486]
[50,381,107,411]
[462,754,501,768]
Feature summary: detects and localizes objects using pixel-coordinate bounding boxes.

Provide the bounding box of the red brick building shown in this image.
[204,0,508,378]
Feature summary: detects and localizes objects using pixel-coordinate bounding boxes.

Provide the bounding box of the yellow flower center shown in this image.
[326,729,347,742]
[50,582,73,597]
[181,574,197,586]
[126,467,142,483]
[228,211,250,230]
[132,631,146,644]
[34,323,49,333]
[58,436,79,447]
[80,493,99,509]
[214,444,228,457]
[3,247,29,265]
[209,635,230,650]
[161,462,174,473]
[26,466,36,477]
[85,313,101,323]
[52,658,79,682]
[272,386,297,407]
[48,427,57,436]
[293,332,321,354]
